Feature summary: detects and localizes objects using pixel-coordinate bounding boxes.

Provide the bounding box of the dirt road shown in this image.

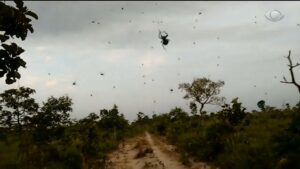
[106,132,211,169]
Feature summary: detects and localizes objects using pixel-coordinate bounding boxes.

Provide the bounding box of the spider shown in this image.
[158,30,169,49]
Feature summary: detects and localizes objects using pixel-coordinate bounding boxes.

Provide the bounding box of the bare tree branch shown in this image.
[292,63,300,68]
[280,81,294,84]
[281,50,300,94]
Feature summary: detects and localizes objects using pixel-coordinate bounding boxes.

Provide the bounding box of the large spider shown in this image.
[158,30,169,49]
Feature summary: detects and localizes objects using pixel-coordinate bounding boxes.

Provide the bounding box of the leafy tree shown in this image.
[257,100,277,112]
[0,87,38,132]
[20,96,73,168]
[168,107,189,121]
[165,107,190,143]
[257,100,266,111]
[217,97,246,126]
[0,0,38,84]
[135,112,149,124]
[77,113,102,169]
[99,105,129,140]
[40,96,73,127]
[189,102,197,115]
[30,96,73,143]
[179,77,225,115]
[137,112,148,121]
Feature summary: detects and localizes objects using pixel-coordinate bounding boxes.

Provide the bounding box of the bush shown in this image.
[62,147,83,169]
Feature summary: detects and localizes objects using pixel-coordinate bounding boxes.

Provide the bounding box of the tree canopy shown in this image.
[0,0,38,84]
[179,77,225,115]
[0,87,38,132]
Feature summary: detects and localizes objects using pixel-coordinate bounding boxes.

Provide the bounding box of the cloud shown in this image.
[19,75,43,87]
[103,48,137,63]
[3,1,298,120]
[45,79,58,87]
[36,46,47,52]
[139,53,166,69]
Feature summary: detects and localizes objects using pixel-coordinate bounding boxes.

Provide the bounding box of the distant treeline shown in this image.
[0,86,299,169]
[0,87,130,169]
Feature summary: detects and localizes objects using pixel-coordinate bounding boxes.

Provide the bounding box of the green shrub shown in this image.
[62,147,83,169]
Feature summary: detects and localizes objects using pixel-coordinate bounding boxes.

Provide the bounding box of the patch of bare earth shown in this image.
[106,132,212,169]
[150,133,213,169]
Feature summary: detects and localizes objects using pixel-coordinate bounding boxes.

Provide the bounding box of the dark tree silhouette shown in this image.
[0,0,38,84]
[99,105,128,140]
[0,87,38,132]
[281,50,300,94]
[257,100,266,111]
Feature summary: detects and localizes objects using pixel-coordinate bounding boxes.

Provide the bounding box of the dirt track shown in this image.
[106,132,211,169]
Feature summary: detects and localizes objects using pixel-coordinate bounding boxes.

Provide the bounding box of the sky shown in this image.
[1,1,300,121]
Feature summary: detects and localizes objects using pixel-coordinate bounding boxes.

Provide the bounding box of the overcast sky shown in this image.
[1,1,300,121]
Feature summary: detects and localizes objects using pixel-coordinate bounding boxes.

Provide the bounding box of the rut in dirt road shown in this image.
[144,132,188,169]
[106,132,211,169]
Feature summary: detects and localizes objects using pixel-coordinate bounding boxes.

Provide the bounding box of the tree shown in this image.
[40,96,73,127]
[189,102,198,115]
[0,0,38,84]
[99,105,128,129]
[135,112,149,124]
[76,113,101,169]
[99,105,129,140]
[168,107,189,121]
[0,87,38,132]
[179,77,225,115]
[257,100,266,111]
[281,50,300,94]
[30,96,73,143]
[217,97,246,126]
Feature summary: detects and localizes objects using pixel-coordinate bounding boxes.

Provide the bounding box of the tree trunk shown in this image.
[17,111,22,133]
[199,103,205,115]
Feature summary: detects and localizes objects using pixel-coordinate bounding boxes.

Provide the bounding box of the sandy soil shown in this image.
[106,132,212,169]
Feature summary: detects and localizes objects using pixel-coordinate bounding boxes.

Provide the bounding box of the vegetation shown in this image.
[281,50,300,93]
[0,77,299,169]
[0,83,299,169]
[146,99,299,169]
[0,87,129,169]
[0,0,38,84]
[0,1,299,169]
[179,77,225,116]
